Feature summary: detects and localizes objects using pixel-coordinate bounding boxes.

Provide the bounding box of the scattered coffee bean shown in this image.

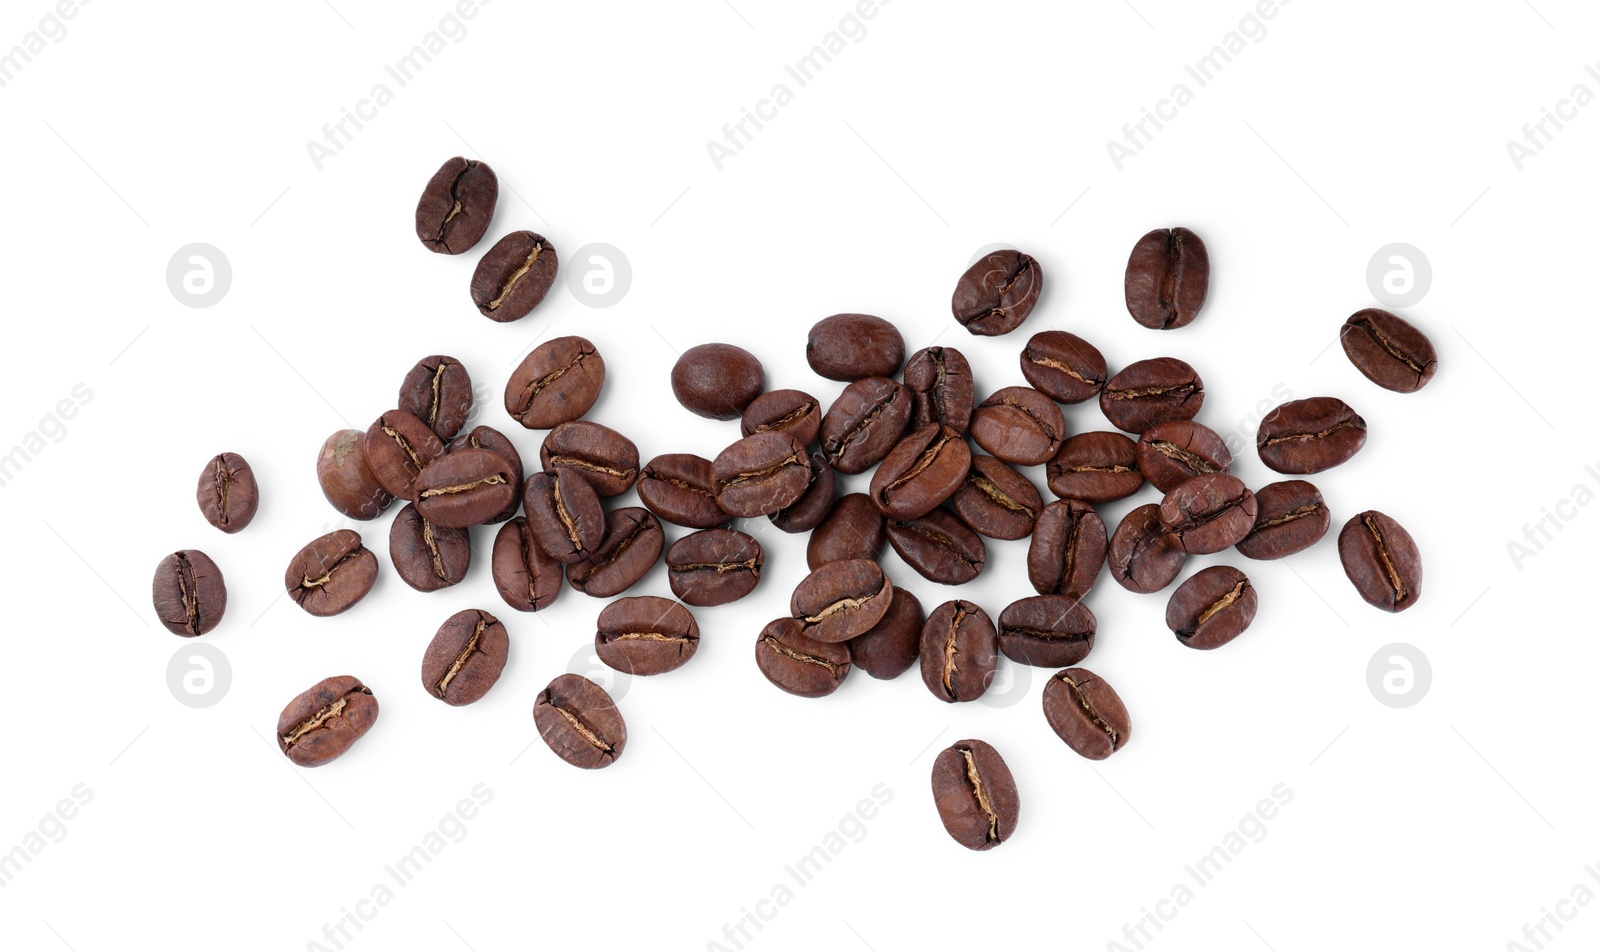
[504,336,605,429]
[920,600,997,703]
[540,421,639,497]
[790,558,893,643]
[1047,432,1145,503]
[1124,226,1209,330]
[389,503,470,592]
[1042,669,1130,760]
[870,424,971,520]
[931,739,1018,850]
[446,425,523,523]
[534,673,626,769]
[471,230,558,322]
[567,507,664,598]
[949,454,1042,541]
[491,516,563,612]
[1137,419,1232,492]
[152,549,226,637]
[672,343,764,420]
[755,617,851,698]
[667,528,763,607]
[414,448,516,529]
[807,493,885,570]
[848,588,925,680]
[1166,565,1257,649]
[1257,397,1367,474]
[398,355,472,440]
[286,530,379,617]
[1107,503,1188,594]
[819,376,911,474]
[904,346,974,434]
[1341,308,1437,393]
[637,453,726,529]
[887,509,986,585]
[316,429,393,520]
[1159,474,1258,555]
[421,609,509,706]
[1028,500,1107,598]
[951,249,1042,337]
[1237,480,1330,560]
[741,389,822,447]
[521,469,605,564]
[277,675,379,767]
[807,313,905,381]
[1338,510,1422,612]
[1099,357,1204,433]
[713,430,811,517]
[196,452,258,534]
[415,156,497,254]
[1019,331,1106,404]
[770,452,836,532]
[998,595,1096,668]
[596,596,700,676]
[969,387,1065,466]
[364,410,446,502]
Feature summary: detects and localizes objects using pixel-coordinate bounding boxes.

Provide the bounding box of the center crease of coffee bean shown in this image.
[1151,441,1216,472]
[720,452,805,489]
[550,455,634,480]
[176,552,201,634]
[422,519,447,580]
[1105,384,1196,401]
[1026,353,1098,384]
[882,436,958,496]
[280,693,361,747]
[971,475,1034,516]
[830,393,900,455]
[992,399,1058,439]
[1058,672,1120,745]
[1259,504,1323,528]
[1362,514,1408,599]
[606,631,691,644]
[1171,495,1251,533]
[212,457,233,525]
[1004,625,1087,643]
[1352,318,1427,375]
[419,474,508,498]
[381,425,425,470]
[899,523,978,568]
[958,746,1002,842]
[763,636,841,673]
[671,559,759,574]
[583,520,650,570]
[803,582,887,624]
[1195,582,1248,627]
[551,699,614,754]
[754,404,816,433]
[486,243,544,312]
[435,618,486,697]
[301,548,363,590]
[1158,233,1190,327]
[940,608,967,697]
[1262,421,1356,445]
[517,349,595,411]
[426,362,448,428]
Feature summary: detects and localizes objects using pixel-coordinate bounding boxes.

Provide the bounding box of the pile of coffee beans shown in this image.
[149,157,1433,851]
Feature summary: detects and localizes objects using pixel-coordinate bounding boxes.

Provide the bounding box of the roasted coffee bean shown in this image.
[596,597,700,676]
[818,376,911,474]
[316,429,393,520]
[196,452,258,534]
[1137,420,1232,493]
[919,600,998,703]
[713,431,811,517]
[1020,331,1107,404]
[446,425,523,523]
[504,336,604,429]
[534,673,626,769]
[848,588,925,680]
[1338,510,1422,612]
[1237,480,1330,560]
[969,387,1065,466]
[887,509,986,585]
[1125,227,1210,330]
[931,739,1018,850]
[949,455,1042,541]
[904,346,974,434]
[566,507,663,598]
[540,421,639,497]
[491,516,563,612]
[471,230,558,322]
[790,558,893,643]
[152,550,226,637]
[521,469,605,564]
[1047,432,1145,503]
[1166,566,1257,649]
[998,595,1095,668]
[770,453,836,532]
[755,617,850,698]
[807,493,885,570]
[398,355,473,440]
[421,609,509,706]
[672,343,764,420]
[415,156,497,254]
[364,410,446,502]
[277,676,379,767]
[1159,474,1258,555]
[870,424,971,520]
[285,530,378,617]
[667,528,763,607]
[414,448,516,529]
[1028,500,1107,598]
[951,249,1042,337]
[806,313,905,381]
[1257,397,1367,474]
[389,503,470,592]
[1107,503,1188,594]
[1042,669,1130,760]
[741,389,822,447]
[637,453,726,529]
[1099,358,1204,433]
[1341,308,1438,393]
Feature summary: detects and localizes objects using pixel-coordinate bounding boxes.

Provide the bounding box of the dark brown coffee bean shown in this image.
[998,595,1095,668]
[540,421,639,498]
[904,346,974,434]
[637,453,726,529]
[1338,510,1422,612]
[1256,397,1367,474]
[534,674,626,769]
[667,528,763,607]
[596,597,699,676]
[818,376,911,474]
[415,156,497,254]
[398,355,472,440]
[421,609,509,706]
[521,469,605,564]
[414,448,516,529]
[791,558,893,643]
[713,431,811,518]
[807,313,905,381]
[471,230,558,322]
[1042,669,1130,760]
[920,600,997,703]
[741,389,822,447]
[951,249,1042,337]
[316,429,393,520]
[755,617,850,698]
[491,516,563,612]
[504,336,605,430]
[1028,500,1107,598]
[1159,474,1258,555]
[277,675,379,767]
[949,455,1042,541]
[446,425,523,523]
[931,739,1019,850]
[1341,308,1438,393]
[848,588,925,680]
[887,509,985,585]
[970,387,1065,466]
[152,550,226,637]
[1099,358,1205,434]
[195,452,257,534]
[672,343,764,420]
[285,530,378,617]
[1107,503,1187,594]
[1020,331,1106,404]
[1137,420,1232,493]
[567,507,663,598]
[1166,565,1257,649]
[364,410,446,502]
[1047,432,1144,503]
[1125,227,1209,329]
[871,424,971,520]
[1238,480,1330,560]
[389,503,470,592]
[807,493,885,570]
[770,452,836,532]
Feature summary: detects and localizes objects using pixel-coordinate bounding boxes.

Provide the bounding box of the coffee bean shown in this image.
[667,528,763,607]
[819,376,911,474]
[1237,479,1330,560]
[152,549,226,637]
[1028,500,1107,598]
[471,230,558,322]
[196,452,258,534]
[415,156,497,254]
[1166,565,1257,649]
[1137,420,1232,493]
[807,493,885,570]
[755,617,851,698]
[1107,503,1187,594]
[534,673,626,769]
[491,516,563,612]
[1020,331,1106,404]
[596,596,699,676]
[446,425,523,523]
[1099,358,1204,434]
[540,421,639,497]
[713,431,811,517]
[904,346,974,434]
[887,509,986,585]
[870,424,971,520]
[1046,432,1145,503]
[398,355,473,440]
[285,530,378,617]
[949,454,1042,541]
[807,313,905,381]
[951,249,1042,337]
[1256,397,1367,474]
[389,503,470,592]
[1341,308,1437,393]
[848,588,925,680]
[566,507,664,598]
[919,600,997,703]
[672,343,764,420]
[1338,510,1422,612]
[637,453,726,529]
[931,739,1019,850]
[504,336,605,429]
[969,387,1065,466]
[414,448,516,529]
[790,558,893,643]
[364,410,446,502]
[1124,226,1210,329]
[770,453,836,533]
[316,429,393,520]
[1042,669,1130,760]
[741,389,822,447]
[277,675,379,767]
[1158,474,1258,555]
[998,595,1096,668]
[421,609,509,706]
[521,469,605,564]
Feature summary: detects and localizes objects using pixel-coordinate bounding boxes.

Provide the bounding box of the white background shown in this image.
[2,1,1596,950]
